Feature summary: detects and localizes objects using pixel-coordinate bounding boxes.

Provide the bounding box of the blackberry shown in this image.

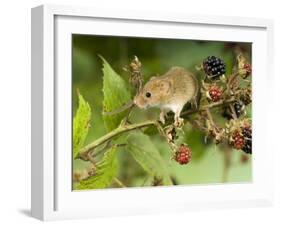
[242,139,252,154]
[208,86,223,102]
[244,63,252,76]
[232,132,245,150]
[240,90,252,105]
[240,63,252,79]
[241,127,252,154]
[242,127,252,139]
[174,144,191,165]
[222,102,244,120]
[203,56,226,80]
[233,102,245,118]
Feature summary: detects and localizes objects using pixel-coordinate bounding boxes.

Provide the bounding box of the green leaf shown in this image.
[101,56,131,131]
[73,92,91,159]
[126,132,172,185]
[75,146,118,190]
[143,125,159,136]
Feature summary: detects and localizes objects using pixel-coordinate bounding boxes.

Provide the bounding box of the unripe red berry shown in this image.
[243,63,252,76]
[208,86,223,102]
[232,132,245,150]
[174,144,191,165]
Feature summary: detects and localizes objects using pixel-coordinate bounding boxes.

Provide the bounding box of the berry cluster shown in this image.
[174,144,192,165]
[229,123,252,154]
[207,85,223,102]
[203,56,226,80]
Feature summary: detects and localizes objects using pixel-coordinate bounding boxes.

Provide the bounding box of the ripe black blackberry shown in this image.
[241,127,252,154]
[233,101,245,117]
[222,102,244,120]
[242,139,252,154]
[203,56,226,80]
[242,127,252,139]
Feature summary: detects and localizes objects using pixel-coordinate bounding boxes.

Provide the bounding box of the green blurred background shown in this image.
[72,34,252,187]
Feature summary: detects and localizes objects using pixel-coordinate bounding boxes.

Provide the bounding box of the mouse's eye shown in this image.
[145,92,151,98]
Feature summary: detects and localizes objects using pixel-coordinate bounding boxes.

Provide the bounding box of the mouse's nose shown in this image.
[133,95,144,108]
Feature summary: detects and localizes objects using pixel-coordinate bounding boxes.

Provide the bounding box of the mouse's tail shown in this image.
[102,101,135,116]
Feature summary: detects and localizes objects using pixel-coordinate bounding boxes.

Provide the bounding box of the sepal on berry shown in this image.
[237,54,252,79]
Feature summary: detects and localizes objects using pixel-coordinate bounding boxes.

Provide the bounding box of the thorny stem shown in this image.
[228,72,239,86]
[155,121,177,153]
[123,104,135,124]
[223,72,239,94]
[205,108,215,126]
[78,120,156,161]
[87,154,97,172]
[185,117,208,133]
[89,140,112,159]
[74,165,127,187]
[180,97,236,117]
[78,97,236,161]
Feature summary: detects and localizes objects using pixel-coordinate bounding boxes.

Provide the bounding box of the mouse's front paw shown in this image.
[174,117,184,128]
[159,115,165,124]
[159,110,168,124]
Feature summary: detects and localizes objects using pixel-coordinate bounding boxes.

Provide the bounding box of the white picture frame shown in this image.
[31,4,274,221]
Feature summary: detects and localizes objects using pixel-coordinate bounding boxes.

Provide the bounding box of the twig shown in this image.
[123,104,135,123]
[205,108,215,126]
[155,122,177,153]
[180,97,236,117]
[78,97,237,161]
[78,120,157,160]
[185,117,208,133]
[229,104,238,120]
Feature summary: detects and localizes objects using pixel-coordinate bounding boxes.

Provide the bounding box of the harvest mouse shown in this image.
[134,66,199,126]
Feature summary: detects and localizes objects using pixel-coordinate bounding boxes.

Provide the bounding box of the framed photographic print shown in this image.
[31,4,274,221]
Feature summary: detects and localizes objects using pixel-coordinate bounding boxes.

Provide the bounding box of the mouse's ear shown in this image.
[159,80,171,94]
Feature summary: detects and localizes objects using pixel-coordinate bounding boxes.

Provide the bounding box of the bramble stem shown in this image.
[78,97,236,161]
[78,120,157,160]
[180,97,236,117]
